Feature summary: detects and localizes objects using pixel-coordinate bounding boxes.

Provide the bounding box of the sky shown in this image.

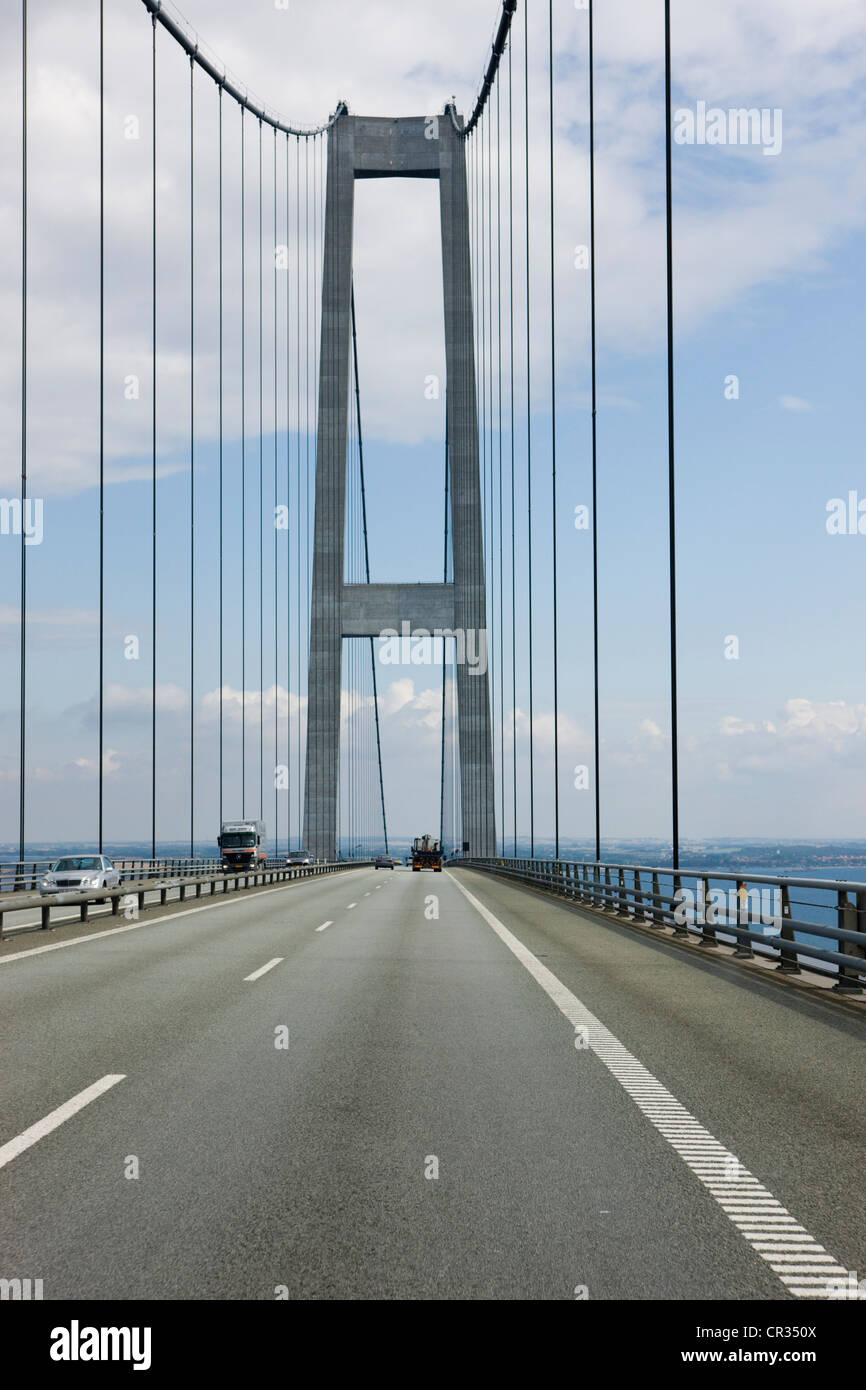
[0,0,865,851]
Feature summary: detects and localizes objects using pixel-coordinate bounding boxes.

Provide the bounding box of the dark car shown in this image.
[374,855,395,870]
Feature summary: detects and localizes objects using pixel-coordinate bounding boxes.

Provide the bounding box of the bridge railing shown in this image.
[0,856,351,895]
[0,857,227,895]
[0,860,372,940]
[457,857,866,995]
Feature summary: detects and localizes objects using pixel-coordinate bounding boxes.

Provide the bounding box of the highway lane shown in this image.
[0,871,316,935]
[0,863,862,1299]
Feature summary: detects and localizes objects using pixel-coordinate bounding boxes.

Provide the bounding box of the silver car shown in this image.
[40,855,121,899]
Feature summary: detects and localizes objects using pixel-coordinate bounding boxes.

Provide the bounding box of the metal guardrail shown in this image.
[0,856,349,895]
[0,857,227,895]
[0,860,372,940]
[458,857,866,996]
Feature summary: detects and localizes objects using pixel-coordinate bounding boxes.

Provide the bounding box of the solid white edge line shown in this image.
[243,957,283,982]
[446,870,864,1301]
[0,1074,126,1170]
[0,872,368,965]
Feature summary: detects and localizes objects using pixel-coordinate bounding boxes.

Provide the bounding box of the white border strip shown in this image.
[0,873,368,966]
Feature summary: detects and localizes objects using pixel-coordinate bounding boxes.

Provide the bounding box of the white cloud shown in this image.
[639,718,663,738]
[779,395,814,412]
[201,684,307,725]
[1,0,865,491]
[74,748,121,775]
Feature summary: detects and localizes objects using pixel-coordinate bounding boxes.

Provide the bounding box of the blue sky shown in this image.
[1,0,865,850]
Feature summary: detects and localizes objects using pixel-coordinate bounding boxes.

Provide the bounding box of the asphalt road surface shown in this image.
[1,865,863,1300]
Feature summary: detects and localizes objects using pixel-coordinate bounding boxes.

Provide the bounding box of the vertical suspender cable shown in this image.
[440,419,449,851]
[548,0,560,859]
[150,12,157,858]
[488,102,495,853]
[19,0,28,867]
[497,77,505,857]
[508,36,517,856]
[240,107,246,817]
[284,132,291,849]
[218,87,224,831]
[588,0,601,864]
[98,0,104,853]
[350,287,388,854]
[478,120,483,854]
[189,57,195,859]
[295,137,301,846]
[258,117,264,822]
[664,0,680,871]
[273,128,279,856]
[305,139,313,841]
[305,140,311,670]
[524,1,535,856]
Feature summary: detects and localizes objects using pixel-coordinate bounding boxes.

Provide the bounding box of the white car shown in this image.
[40,855,121,898]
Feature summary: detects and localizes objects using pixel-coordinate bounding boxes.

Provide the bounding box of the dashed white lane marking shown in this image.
[243,957,283,982]
[315,921,333,933]
[346,903,357,910]
[0,1075,126,1170]
[448,871,862,1301]
[0,874,367,965]
[363,892,371,897]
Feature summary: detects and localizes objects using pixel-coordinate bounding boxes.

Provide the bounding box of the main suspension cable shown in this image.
[448,0,518,138]
[140,0,345,136]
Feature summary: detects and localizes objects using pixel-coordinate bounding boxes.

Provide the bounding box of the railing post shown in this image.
[633,868,643,921]
[649,870,665,929]
[699,876,718,946]
[833,889,865,995]
[671,873,688,937]
[731,880,754,959]
[41,902,50,929]
[617,867,627,916]
[775,883,800,974]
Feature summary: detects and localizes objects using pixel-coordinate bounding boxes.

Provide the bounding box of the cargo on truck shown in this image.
[411,833,442,872]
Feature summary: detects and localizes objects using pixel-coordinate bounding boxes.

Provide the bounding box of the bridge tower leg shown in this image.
[303,109,495,862]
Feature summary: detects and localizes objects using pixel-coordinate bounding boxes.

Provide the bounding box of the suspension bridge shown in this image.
[1,0,864,1307]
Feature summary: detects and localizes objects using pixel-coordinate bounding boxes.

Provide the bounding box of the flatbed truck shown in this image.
[411,834,442,872]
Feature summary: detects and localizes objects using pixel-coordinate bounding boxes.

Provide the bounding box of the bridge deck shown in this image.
[0,867,863,1300]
